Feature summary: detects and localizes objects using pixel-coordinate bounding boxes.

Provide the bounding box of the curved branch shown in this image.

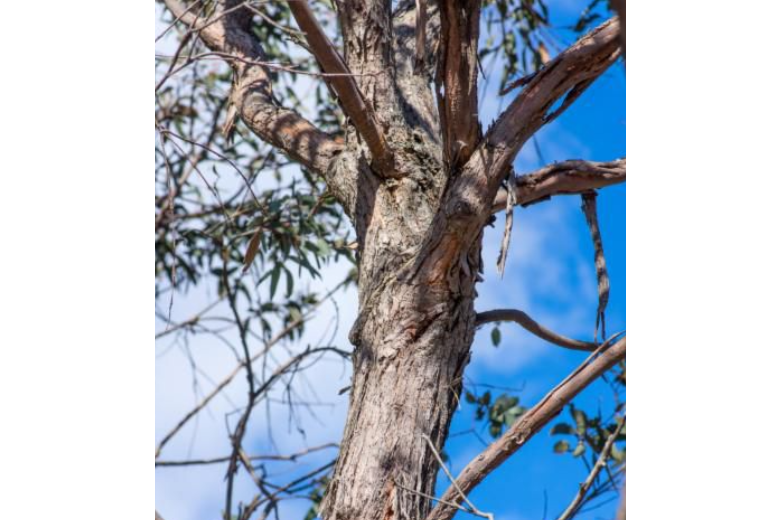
[476,309,597,351]
[159,0,347,196]
[492,158,626,213]
[426,337,627,520]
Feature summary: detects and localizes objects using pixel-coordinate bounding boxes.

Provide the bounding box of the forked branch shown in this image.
[418,21,621,285]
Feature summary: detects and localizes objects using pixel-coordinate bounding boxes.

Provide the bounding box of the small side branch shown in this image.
[426,337,627,520]
[475,309,598,352]
[422,435,494,520]
[288,2,396,176]
[491,158,626,214]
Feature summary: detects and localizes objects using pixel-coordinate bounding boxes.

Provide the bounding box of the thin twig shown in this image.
[156,443,339,467]
[555,416,626,520]
[422,435,494,520]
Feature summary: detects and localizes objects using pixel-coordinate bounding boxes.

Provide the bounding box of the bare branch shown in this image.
[288,2,396,176]
[409,22,621,285]
[156,443,339,467]
[437,0,481,168]
[159,0,346,195]
[423,434,494,520]
[475,309,598,352]
[556,416,626,520]
[479,18,620,177]
[155,280,348,458]
[491,158,626,214]
[426,337,627,520]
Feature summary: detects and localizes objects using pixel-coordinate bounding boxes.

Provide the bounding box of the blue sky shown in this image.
[155,5,625,520]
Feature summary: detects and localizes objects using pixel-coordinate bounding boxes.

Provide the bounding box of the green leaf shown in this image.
[554,440,570,454]
[491,327,501,347]
[283,265,294,297]
[503,405,525,426]
[551,423,574,436]
[570,406,587,435]
[572,443,586,457]
[611,444,625,463]
[269,264,281,299]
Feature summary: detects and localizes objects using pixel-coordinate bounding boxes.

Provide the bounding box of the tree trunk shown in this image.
[320,282,476,520]
[321,133,482,520]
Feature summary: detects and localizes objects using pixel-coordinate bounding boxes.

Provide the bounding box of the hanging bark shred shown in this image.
[581,191,610,342]
[496,173,517,278]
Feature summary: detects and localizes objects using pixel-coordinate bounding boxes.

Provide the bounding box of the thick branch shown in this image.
[437,0,481,168]
[476,309,597,351]
[481,18,620,177]
[407,21,620,286]
[426,337,627,520]
[491,158,626,213]
[160,1,346,195]
[288,2,395,175]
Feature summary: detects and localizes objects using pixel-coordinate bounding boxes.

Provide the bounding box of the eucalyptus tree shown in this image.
[155,1,626,519]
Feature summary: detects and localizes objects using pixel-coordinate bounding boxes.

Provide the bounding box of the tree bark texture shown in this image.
[159,3,623,519]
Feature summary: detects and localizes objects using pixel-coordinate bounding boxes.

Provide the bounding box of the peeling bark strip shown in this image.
[496,172,516,277]
[581,192,610,342]
[426,337,627,520]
